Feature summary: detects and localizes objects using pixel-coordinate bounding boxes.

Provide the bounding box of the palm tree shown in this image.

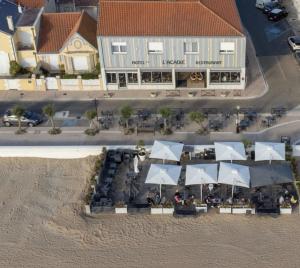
[12,105,25,133]
[159,107,172,132]
[189,111,205,132]
[43,104,56,132]
[120,105,133,129]
[85,110,98,130]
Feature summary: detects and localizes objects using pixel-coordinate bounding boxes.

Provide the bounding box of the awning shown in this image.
[145,163,182,186]
[214,142,246,161]
[185,164,218,185]
[150,140,184,162]
[255,142,285,162]
[250,163,293,188]
[218,162,250,188]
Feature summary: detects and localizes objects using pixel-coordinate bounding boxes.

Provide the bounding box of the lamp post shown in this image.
[236,105,240,133]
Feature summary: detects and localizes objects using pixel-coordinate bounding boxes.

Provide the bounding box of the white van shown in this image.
[256,0,278,9]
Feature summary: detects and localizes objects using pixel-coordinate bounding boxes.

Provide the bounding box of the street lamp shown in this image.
[236,105,240,133]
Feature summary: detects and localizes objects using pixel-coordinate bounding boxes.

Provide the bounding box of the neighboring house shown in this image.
[15,7,43,69]
[13,0,57,12]
[97,0,246,91]
[57,0,98,20]
[0,0,22,75]
[37,11,98,74]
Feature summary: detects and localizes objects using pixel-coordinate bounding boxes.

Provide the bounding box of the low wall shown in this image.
[0,146,103,159]
[0,75,103,91]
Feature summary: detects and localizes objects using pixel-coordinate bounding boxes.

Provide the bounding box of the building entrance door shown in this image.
[118,73,127,88]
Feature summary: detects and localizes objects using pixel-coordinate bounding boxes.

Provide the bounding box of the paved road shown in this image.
[0,0,299,116]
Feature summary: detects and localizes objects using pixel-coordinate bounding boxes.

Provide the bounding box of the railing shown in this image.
[16,43,35,51]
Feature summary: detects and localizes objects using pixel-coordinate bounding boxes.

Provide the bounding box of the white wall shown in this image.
[0,144,216,159]
[0,146,103,159]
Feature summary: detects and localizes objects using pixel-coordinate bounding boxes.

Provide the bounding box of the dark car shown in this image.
[263,2,284,14]
[2,110,43,127]
[267,8,288,21]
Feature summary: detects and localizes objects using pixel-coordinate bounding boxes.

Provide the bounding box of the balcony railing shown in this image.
[16,43,35,51]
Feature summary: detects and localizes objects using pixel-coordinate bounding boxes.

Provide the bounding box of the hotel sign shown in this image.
[196,60,222,65]
[131,59,222,65]
[162,60,185,65]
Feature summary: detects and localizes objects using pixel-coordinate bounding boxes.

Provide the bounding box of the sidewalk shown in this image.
[287,0,300,34]
[0,37,267,102]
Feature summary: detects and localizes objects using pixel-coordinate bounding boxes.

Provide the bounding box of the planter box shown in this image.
[219,207,232,214]
[280,208,292,214]
[115,207,127,214]
[162,208,174,214]
[151,208,163,214]
[232,207,254,214]
[196,205,207,213]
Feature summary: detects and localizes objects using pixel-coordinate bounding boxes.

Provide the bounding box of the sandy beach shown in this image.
[0,157,300,268]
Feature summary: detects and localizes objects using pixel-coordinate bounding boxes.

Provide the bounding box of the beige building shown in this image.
[37,11,98,74]
[0,1,98,77]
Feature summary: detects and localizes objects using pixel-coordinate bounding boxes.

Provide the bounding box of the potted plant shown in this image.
[280,202,292,215]
[159,107,172,135]
[136,140,146,161]
[232,203,254,214]
[193,199,208,213]
[150,204,163,214]
[114,201,127,214]
[219,203,232,214]
[43,104,61,135]
[189,111,206,135]
[162,201,174,214]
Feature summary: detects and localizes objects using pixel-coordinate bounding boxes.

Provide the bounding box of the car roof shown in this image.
[271,8,282,14]
[291,36,300,42]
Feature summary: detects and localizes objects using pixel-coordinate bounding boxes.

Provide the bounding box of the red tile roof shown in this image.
[98,0,244,37]
[38,11,97,53]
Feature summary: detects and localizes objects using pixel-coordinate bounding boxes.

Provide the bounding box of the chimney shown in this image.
[6,16,14,32]
[18,4,23,14]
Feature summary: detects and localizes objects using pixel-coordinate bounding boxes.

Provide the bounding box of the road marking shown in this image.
[275,56,287,80]
[54,111,69,119]
[244,120,300,135]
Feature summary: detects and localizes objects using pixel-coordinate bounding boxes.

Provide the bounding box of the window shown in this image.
[127,73,138,83]
[148,42,163,53]
[210,71,240,83]
[106,73,117,83]
[111,42,127,54]
[141,71,172,83]
[184,42,198,53]
[220,42,235,54]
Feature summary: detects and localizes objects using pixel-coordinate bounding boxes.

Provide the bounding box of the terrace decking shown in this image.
[90,148,298,215]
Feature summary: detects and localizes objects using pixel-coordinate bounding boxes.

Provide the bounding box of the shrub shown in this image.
[81,73,98,80]
[9,61,21,76]
[48,128,61,135]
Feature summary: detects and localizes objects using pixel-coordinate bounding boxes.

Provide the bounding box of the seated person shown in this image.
[174,190,183,204]
[279,195,285,205]
[146,192,154,205]
[205,195,213,204]
[226,197,233,204]
[291,195,298,205]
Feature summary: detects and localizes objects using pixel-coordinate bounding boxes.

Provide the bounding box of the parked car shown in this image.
[288,36,300,51]
[2,110,43,127]
[256,0,278,10]
[294,51,300,65]
[267,8,288,21]
[263,2,284,14]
